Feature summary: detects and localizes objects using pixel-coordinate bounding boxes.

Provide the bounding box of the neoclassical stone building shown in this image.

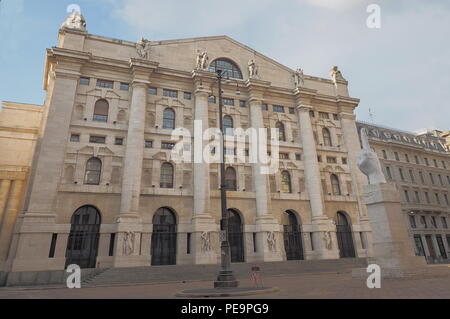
[5,13,375,274]
[357,122,450,263]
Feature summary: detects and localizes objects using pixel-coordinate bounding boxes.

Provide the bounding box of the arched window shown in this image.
[163,108,175,130]
[160,163,174,188]
[276,122,286,142]
[331,174,341,195]
[209,59,243,79]
[336,211,355,258]
[93,99,109,122]
[323,128,332,146]
[225,167,237,190]
[281,171,292,193]
[84,157,102,185]
[223,116,234,136]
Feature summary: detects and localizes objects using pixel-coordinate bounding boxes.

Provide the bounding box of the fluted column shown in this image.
[296,104,325,219]
[248,98,269,217]
[119,81,148,218]
[192,88,211,219]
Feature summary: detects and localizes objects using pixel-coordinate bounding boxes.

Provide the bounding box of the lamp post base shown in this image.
[214,270,239,288]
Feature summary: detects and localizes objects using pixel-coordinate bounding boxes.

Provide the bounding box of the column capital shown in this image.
[338,111,356,121]
[296,104,313,112]
[245,78,271,101]
[129,58,159,83]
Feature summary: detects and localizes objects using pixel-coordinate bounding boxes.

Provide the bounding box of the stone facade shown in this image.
[357,122,450,263]
[0,102,45,276]
[4,16,375,274]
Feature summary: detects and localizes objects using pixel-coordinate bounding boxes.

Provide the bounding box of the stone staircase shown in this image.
[82,258,368,287]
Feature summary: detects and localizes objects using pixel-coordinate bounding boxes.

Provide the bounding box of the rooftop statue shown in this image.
[248,59,259,79]
[357,127,387,185]
[293,68,304,88]
[330,66,346,84]
[196,50,209,70]
[136,37,151,59]
[61,11,87,32]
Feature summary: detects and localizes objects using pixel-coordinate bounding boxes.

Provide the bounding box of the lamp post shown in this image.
[214,69,239,288]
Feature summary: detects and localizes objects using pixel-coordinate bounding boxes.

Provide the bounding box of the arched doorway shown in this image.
[151,207,177,265]
[65,206,101,269]
[282,210,304,260]
[228,209,245,263]
[336,211,356,258]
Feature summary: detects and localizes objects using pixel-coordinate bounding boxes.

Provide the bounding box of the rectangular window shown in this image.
[279,153,289,160]
[319,112,329,119]
[317,156,322,162]
[399,168,405,181]
[360,232,367,249]
[442,161,446,169]
[409,170,415,183]
[431,216,437,228]
[433,159,438,167]
[222,97,235,106]
[420,216,427,228]
[310,232,314,250]
[89,136,106,144]
[163,89,178,98]
[209,96,216,104]
[162,142,175,150]
[79,77,90,86]
[184,92,192,100]
[424,158,429,166]
[425,192,430,204]
[409,215,417,228]
[295,154,302,161]
[70,134,80,142]
[436,235,448,259]
[115,138,124,145]
[438,175,444,186]
[333,114,339,121]
[382,150,387,159]
[429,173,435,184]
[415,191,420,203]
[253,233,257,252]
[289,107,295,114]
[109,233,116,256]
[225,148,236,155]
[386,166,392,180]
[261,103,268,111]
[148,87,157,95]
[415,156,420,164]
[97,79,114,89]
[445,194,449,206]
[48,234,58,258]
[120,83,129,91]
[419,171,425,184]
[273,105,285,113]
[145,140,153,148]
[309,110,315,117]
[327,157,337,164]
[441,217,448,229]
[239,100,246,108]
[414,235,425,256]
[187,233,191,254]
[405,154,410,163]
[404,190,410,203]
[342,158,347,165]
[394,152,400,161]
[435,193,441,205]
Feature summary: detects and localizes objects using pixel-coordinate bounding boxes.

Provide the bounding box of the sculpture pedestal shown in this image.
[353,183,426,278]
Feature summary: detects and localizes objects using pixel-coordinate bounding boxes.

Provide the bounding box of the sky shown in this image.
[0,0,449,133]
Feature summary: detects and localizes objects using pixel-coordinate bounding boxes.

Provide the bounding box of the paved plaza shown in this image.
[0,271,449,299]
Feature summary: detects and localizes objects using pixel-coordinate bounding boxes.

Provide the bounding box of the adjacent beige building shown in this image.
[3,13,377,276]
[357,122,450,263]
[0,102,45,281]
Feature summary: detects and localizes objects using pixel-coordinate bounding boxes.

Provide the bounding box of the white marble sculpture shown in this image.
[136,38,151,59]
[330,66,346,84]
[357,127,387,184]
[61,11,87,32]
[196,50,209,70]
[323,231,333,250]
[248,59,259,78]
[293,68,304,88]
[267,231,277,252]
[200,231,212,252]
[123,231,135,256]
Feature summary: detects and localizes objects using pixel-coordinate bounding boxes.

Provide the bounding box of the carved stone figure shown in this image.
[123,231,135,256]
[293,68,304,88]
[267,231,277,252]
[61,11,87,32]
[200,231,212,252]
[248,59,259,78]
[357,127,387,184]
[196,50,209,70]
[330,66,346,84]
[136,38,151,59]
[323,231,333,250]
